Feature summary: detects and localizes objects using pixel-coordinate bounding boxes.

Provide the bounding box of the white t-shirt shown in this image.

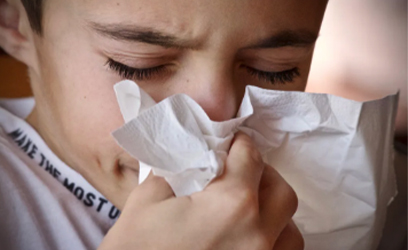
[0,98,119,250]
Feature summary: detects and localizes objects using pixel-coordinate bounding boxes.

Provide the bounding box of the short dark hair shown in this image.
[21,0,43,34]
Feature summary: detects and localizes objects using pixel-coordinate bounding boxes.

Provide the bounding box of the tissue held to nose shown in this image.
[112,80,398,250]
[101,131,303,250]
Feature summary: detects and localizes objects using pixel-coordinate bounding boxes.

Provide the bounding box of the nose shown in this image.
[174,64,244,122]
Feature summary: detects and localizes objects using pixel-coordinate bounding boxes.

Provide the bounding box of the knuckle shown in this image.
[238,189,259,213]
[275,180,299,215]
[289,225,305,250]
[141,176,165,193]
[272,222,304,250]
[223,188,259,221]
[296,234,305,250]
[251,231,272,250]
[243,145,263,165]
[284,184,299,215]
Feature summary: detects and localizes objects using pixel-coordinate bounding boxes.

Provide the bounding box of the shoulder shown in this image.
[0,98,36,176]
[0,128,24,170]
[0,97,35,119]
[0,127,36,191]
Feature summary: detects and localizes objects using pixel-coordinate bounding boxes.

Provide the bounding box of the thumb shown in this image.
[125,172,175,209]
[209,132,264,194]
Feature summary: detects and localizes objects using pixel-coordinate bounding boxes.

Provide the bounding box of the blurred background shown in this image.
[0,47,31,97]
[307,0,407,138]
[306,1,407,249]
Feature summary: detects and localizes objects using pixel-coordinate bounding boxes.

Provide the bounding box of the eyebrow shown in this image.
[247,30,318,49]
[89,22,198,49]
[89,22,318,50]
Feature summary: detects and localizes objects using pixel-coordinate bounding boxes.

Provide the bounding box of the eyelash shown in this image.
[245,67,300,85]
[106,58,167,81]
[107,58,300,84]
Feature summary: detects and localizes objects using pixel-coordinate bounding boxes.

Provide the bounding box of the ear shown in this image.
[0,0,36,66]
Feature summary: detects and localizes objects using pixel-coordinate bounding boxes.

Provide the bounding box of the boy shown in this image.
[0,0,328,249]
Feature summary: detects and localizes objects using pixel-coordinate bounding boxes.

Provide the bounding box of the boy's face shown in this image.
[22,0,327,208]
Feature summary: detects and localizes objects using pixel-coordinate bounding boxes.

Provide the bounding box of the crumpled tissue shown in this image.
[112,80,398,250]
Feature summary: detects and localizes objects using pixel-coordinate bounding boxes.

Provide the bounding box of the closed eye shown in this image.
[107,58,300,85]
[244,66,300,85]
[106,58,168,81]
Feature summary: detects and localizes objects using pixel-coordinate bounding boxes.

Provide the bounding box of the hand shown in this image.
[98,132,303,250]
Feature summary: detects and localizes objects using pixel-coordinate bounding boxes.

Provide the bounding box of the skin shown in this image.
[0,0,327,248]
[99,132,304,250]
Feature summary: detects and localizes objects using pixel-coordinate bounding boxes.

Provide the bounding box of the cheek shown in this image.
[66,89,124,146]
[37,1,126,154]
[40,40,125,157]
[62,66,125,150]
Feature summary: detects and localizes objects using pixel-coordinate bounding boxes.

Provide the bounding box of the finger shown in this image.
[125,172,175,209]
[273,220,304,250]
[259,165,298,238]
[213,131,264,193]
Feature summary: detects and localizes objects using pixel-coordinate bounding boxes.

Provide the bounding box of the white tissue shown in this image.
[112,80,398,250]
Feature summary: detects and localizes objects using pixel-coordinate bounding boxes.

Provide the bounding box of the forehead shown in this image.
[45,0,327,41]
